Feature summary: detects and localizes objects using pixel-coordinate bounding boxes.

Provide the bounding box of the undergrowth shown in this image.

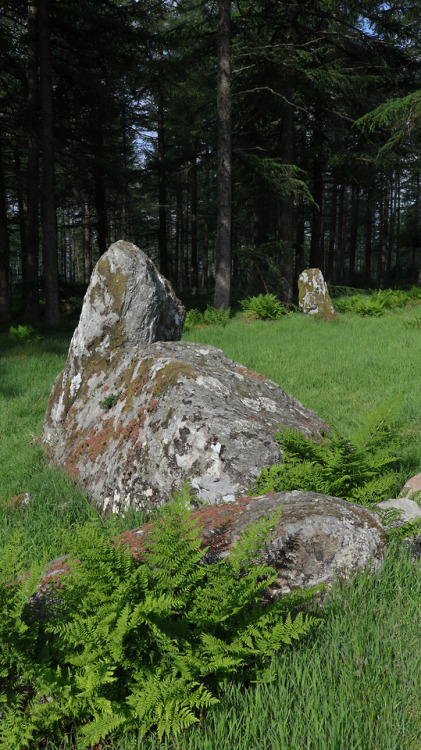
[0,485,320,748]
[252,400,403,507]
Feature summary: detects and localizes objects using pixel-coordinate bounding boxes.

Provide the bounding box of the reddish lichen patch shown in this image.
[116,418,141,448]
[86,422,115,462]
[147,397,159,413]
[236,366,267,381]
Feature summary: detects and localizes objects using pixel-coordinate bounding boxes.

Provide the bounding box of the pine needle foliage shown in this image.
[0,485,320,749]
[252,401,403,507]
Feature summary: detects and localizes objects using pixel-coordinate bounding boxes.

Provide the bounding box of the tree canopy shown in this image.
[1,0,421,324]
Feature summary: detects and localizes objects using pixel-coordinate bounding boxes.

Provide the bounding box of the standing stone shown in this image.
[298,268,338,321]
[43,241,185,442]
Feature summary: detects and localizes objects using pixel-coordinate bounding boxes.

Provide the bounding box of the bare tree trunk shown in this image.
[364,183,374,285]
[310,128,324,271]
[378,175,390,289]
[202,147,210,293]
[280,96,295,302]
[411,172,419,283]
[349,183,359,286]
[190,148,198,295]
[0,136,11,325]
[279,4,300,302]
[214,0,231,310]
[294,197,305,278]
[13,148,27,284]
[327,169,338,283]
[157,89,168,278]
[335,174,346,284]
[38,0,60,325]
[84,200,92,284]
[25,0,40,321]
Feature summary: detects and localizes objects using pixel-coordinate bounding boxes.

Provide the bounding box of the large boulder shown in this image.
[42,340,329,513]
[298,268,338,321]
[38,491,387,598]
[43,240,185,436]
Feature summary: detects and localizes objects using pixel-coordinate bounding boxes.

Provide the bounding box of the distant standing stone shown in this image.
[298,268,338,321]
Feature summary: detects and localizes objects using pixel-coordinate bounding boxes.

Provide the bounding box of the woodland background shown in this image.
[1,0,421,326]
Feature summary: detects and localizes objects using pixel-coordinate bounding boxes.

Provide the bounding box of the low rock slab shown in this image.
[298,268,338,321]
[113,490,387,596]
[35,491,386,601]
[42,342,329,512]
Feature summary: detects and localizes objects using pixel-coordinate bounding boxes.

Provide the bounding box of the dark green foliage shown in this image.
[183,306,230,332]
[8,324,42,343]
[240,294,290,321]
[99,392,122,410]
[0,485,320,748]
[252,402,403,507]
[334,287,421,317]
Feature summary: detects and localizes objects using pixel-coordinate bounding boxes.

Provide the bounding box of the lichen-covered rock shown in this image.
[43,240,185,435]
[34,491,386,603]
[374,497,421,559]
[401,472,421,497]
[42,341,329,513]
[298,268,338,321]
[115,490,387,596]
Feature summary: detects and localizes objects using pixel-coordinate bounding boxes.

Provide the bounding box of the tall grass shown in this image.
[1,310,421,748]
[182,309,421,436]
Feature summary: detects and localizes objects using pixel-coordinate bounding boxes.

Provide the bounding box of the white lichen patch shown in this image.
[196,375,229,395]
[70,373,82,398]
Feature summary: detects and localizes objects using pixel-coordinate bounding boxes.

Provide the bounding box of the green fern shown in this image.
[252,401,403,507]
[0,484,320,748]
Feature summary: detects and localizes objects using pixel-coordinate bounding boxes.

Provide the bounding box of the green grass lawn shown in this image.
[0,308,420,749]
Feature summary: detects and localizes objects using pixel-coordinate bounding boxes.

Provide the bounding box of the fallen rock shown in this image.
[401,472,421,497]
[38,491,387,599]
[42,240,185,444]
[42,341,329,512]
[374,497,421,559]
[298,268,338,321]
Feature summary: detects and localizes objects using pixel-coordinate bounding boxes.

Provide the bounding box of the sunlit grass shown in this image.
[183,309,421,436]
[1,312,421,749]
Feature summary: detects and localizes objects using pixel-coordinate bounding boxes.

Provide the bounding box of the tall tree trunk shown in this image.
[190,148,198,295]
[13,148,27,284]
[364,183,374,286]
[280,97,295,302]
[0,136,11,325]
[309,128,324,271]
[84,200,92,284]
[387,174,397,285]
[25,0,40,321]
[294,197,305,278]
[411,171,419,283]
[157,89,168,278]
[335,174,346,284]
[395,174,401,285]
[349,183,359,286]
[279,3,299,302]
[214,0,231,310]
[378,175,390,289]
[175,182,182,292]
[38,0,60,325]
[327,169,338,283]
[202,147,210,293]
